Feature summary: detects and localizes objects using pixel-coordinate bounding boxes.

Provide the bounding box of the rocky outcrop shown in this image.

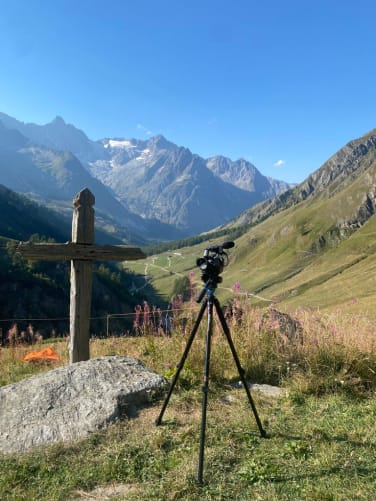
[306,133,376,196]
[0,356,167,454]
[229,130,376,228]
[310,189,376,252]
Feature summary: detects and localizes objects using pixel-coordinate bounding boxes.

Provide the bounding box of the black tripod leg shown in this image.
[213,297,267,438]
[155,298,208,426]
[197,296,214,484]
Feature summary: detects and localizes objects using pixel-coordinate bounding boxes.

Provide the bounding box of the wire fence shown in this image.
[0,303,203,346]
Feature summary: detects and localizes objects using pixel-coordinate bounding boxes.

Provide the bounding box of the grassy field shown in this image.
[1,301,376,500]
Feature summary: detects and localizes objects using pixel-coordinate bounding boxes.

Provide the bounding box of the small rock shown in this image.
[220,395,235,405]
[231,380,286,398]
[249,383,287,398]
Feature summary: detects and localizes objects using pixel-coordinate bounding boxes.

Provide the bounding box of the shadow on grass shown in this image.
[263,430,376,484]
[270,464,375,484]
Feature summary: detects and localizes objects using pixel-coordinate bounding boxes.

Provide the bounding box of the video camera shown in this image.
[196,241,234,284]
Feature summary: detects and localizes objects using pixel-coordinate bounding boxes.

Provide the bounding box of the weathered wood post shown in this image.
[17,188,145,364]
[70,189,95,363]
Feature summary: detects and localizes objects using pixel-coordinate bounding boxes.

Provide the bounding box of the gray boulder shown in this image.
[0,356,167,454]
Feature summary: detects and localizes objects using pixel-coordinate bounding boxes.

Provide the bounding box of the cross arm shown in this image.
[17,242,145,261]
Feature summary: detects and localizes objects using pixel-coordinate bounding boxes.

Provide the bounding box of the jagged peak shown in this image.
[147,134,175,150]
[207,154,257,168]
[52,115,66,125]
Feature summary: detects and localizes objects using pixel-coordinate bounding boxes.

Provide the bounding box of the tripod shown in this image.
[156,277,267,484]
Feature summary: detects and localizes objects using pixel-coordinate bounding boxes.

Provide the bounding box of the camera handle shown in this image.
[155,286,266,484]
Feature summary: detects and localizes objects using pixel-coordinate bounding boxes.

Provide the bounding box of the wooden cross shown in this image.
[17,188,145,364]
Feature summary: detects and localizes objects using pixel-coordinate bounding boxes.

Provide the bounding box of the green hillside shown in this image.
[0,184,71,241]
[126,129,376,320]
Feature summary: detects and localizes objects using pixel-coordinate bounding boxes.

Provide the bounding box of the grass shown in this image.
[1,301,376,500]
[1,384,376,500]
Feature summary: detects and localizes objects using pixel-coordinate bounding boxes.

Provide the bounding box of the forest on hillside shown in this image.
[0,236,160,344]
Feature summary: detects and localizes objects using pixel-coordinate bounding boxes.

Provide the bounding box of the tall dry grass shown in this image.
[218,295,376,396]
[2,296,376,397]
[90,296,376,397]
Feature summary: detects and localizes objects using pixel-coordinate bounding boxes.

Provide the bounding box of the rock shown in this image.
[249,383,287,398]
[0,356,167,454]
[231,381,286,398]
[259,307,303,343]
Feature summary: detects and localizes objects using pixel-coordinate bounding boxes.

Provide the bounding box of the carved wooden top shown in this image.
[73,188,95,208]
[72,188,95,244]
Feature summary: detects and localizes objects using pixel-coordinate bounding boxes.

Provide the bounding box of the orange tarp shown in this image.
[22,347,60,362]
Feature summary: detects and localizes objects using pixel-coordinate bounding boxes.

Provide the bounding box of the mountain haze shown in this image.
[0,119,183,243]
[0,112,292,239]
[0,113,98,161]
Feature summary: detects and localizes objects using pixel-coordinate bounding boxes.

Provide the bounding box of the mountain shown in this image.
[222,128,376,317]
[224,129,376,229]
[0,120,183,243]
[88,135,277,234]
[0,112,293,237]
[0,113,98,161]
[206,156,274,194]
[125,128,376,319]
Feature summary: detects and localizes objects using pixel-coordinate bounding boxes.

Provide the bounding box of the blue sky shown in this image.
[0,0,375,183]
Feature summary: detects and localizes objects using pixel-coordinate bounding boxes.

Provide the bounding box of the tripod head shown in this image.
[196,241,234,302]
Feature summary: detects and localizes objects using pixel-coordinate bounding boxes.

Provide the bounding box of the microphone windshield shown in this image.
[221,241,235,249]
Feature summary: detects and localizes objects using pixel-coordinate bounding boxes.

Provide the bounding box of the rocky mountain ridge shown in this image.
[0,121,155,243]
[226,129,376,231]
[0,112,292,239]
[88,135,277,234]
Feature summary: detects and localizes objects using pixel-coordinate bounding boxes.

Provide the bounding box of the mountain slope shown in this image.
[0,184,70,241]
[220,129,376,315]
[0,120,130,214]
[125,128,376,320]
[226,129,376,228]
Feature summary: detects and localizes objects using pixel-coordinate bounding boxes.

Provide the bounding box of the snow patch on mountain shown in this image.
[105,139,136,149]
